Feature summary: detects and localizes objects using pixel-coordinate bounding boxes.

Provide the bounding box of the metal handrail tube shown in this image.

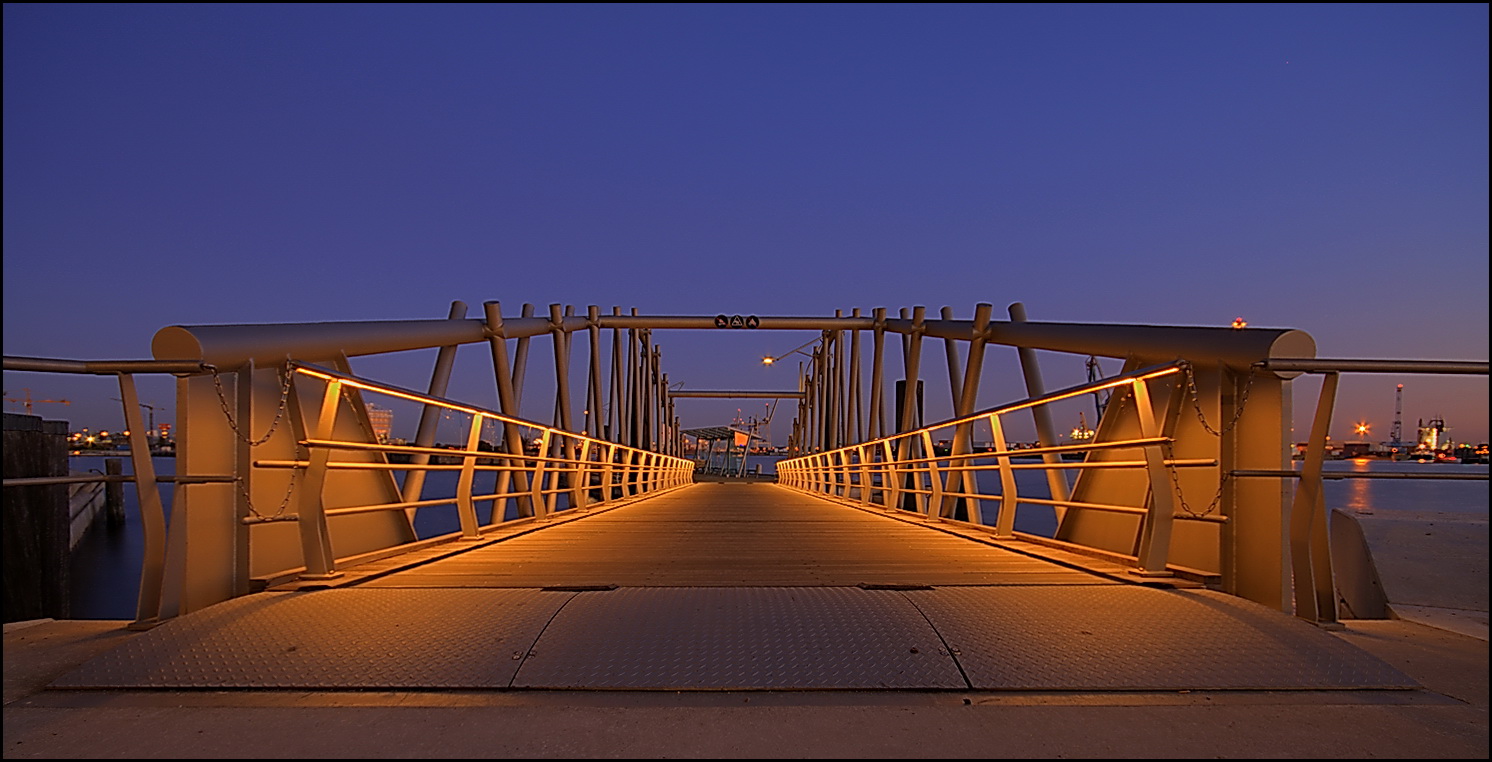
[796,437,1177,471]
[3,355,210,375]
[1260,358,1488,374]
[4,473,236,487]
[1231,469,1488,480]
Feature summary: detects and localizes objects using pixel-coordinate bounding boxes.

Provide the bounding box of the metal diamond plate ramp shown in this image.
[51,589,573,689]
[514,587,967,690]
[905,586,1418,690]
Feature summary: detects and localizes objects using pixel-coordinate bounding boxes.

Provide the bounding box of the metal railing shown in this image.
[259,364,695,581]
[777,362,1216,577]
[1248,358,1488,625]
[2,356,223,628]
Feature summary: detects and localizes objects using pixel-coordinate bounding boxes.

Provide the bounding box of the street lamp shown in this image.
[762,337,821,366]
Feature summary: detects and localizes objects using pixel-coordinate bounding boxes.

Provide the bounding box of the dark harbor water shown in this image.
[64,455,1488,620]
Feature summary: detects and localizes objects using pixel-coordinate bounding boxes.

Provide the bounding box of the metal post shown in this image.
[895,307,926,510]
[117,373,168,625]
[550,304,575,499]
[1291,372,1340,623]
[403,300,468,505]
[295,378,342,579]
[454,413,483,538]
[942,303,991,520]
[849,308,863,444]
[587,305,604,438]
[530,429,551,518]
[942,306,963,412]
[1008,302,1073,513]
[870,307,887,440]
[1133,377,1178,576]
[989,413,1019,538]
[609,306,624,442]
[482,301,534,520]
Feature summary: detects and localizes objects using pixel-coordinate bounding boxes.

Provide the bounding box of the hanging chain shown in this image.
[209,364,295,446]
[206,363,300,519]
[239,468,300,521]
[1163,361,1259,518]
[1179,360,1256,437]
[1164,441,1230,518]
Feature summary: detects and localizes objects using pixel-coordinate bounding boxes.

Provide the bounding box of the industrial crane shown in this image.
[1388,384,1405,448]
[112,397,164,439]
[4,388,71,415]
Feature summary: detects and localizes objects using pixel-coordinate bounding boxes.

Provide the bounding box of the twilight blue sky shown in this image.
[4,4,1487,444]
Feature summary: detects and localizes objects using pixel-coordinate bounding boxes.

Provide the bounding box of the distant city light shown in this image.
[1231,317,1248,329]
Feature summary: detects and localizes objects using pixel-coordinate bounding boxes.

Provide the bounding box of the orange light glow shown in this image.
[1354,422,1370,436]
[761,356,775,365]
[1231,317,1247,329]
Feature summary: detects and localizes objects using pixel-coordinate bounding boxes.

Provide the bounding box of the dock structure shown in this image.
[3,302,1487,757]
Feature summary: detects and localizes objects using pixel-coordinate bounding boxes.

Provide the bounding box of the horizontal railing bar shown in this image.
[257,457,658,473]
[799,457,1216,476]
[4,474,235,487]
[3,355,210,375]
[670,390,806,399]
[1231,469,1488,480]
[1260,358,1488,374]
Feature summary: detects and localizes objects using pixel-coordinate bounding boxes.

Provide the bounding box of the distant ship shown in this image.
[1065,413,1096,460]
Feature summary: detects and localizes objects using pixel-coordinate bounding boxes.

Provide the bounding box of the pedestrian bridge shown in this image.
[5,301,1485,693]
[48,482,1415,692]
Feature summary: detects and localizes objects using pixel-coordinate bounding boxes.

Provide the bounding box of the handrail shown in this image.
[778,362,1193,576]
[280,362,694,580]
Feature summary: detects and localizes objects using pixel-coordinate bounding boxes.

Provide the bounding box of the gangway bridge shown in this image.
[3,301,1486,695]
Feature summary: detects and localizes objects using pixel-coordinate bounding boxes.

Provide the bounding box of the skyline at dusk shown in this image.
[4,4,1487,445]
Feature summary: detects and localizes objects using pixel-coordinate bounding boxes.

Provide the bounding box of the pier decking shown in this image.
[38,484,1415,692]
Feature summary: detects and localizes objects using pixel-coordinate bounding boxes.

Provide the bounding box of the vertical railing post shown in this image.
[600,442,617,502]
[296,377,342,579]
[990,413,1019,538]
[857,444,872,506]
[454,413,483,538]
[881,439,900,510]
[1291,372,1341,624]
[920,430,941,517]
[1132,377,1178,576]
[530,429,551,519]
[117,373,168,626]
[573,439,592,510]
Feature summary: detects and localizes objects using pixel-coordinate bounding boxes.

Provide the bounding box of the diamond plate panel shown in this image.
[906,587,1418,690]
[51,589,572,689]
[514,587,967,690]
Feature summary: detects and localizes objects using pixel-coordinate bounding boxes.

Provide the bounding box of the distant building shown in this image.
[1417,417,1449,450]
[367,404,393,444]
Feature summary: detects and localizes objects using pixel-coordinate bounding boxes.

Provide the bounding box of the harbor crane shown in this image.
[112,397,162,437]
[4,388,71,415]
[1389,383,1405,447]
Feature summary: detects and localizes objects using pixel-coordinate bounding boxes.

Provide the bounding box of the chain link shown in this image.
[1163,361,1258,518]
[209,364,295,446]
[239,469,300,521]
[206,363,300,519]
[1179,360,1256,437]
